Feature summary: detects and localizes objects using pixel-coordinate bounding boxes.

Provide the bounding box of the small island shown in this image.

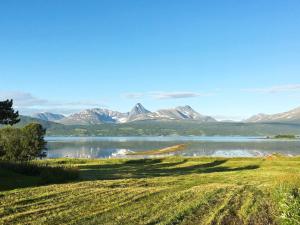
[273,134,298,139]
[127,144,187,156]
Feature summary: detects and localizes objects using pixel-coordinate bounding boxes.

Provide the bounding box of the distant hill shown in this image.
[16,115,63,129]
[11,115,300,136]
[46,120,300,137]
[32,112,65,122]
[245,106,300,123]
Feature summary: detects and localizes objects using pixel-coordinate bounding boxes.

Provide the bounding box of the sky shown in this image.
[0,0,300,121]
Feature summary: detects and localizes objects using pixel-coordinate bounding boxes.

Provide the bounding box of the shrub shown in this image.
[0,123,46,161]
[0,127,24,161]
[22,123,47,160]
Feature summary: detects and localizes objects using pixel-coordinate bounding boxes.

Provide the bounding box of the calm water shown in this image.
[46,136,300,158]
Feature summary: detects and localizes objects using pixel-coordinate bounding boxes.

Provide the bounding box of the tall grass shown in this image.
[274,176,300,224]
[0,160,79,184]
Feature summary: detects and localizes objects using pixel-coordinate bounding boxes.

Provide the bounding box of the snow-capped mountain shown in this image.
[245,106,300,123]
[126,103,153,122]
[59,108,128,125]
[32,112,65,122]
[155,105,216,122]
[126,104,216,123]
[130,103,151,115]
[32,103,217,125]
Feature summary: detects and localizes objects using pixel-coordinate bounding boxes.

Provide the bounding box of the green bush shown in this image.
[0,123,46,161]
[22,123,47,160]
[0,127,24,161]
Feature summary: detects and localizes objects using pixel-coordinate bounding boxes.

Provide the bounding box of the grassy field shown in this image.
[1,157,300,225]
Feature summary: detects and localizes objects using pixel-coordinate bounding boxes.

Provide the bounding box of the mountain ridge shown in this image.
[245,106,300,123]
[30,103,216,125]
[32,112,65,122]
[28,104,300,125]
[59,108,128,125]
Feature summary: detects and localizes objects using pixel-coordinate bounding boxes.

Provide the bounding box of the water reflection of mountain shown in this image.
[47,140,300,158]
[47,147,122,158]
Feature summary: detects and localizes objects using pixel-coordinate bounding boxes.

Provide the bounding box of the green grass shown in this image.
[1,157,300,224]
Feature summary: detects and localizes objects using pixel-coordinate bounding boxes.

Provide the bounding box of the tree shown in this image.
[22,123,47,160]
[0,99,20,125]
[0,127,24,161]
[0,123,47,161]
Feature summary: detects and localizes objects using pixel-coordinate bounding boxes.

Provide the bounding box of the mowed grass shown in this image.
[1,157,300,225]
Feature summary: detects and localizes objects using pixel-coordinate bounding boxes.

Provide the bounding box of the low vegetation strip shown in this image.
[0,161,79,191]
[1,157,300,224]
[127,144,187,155]
[273,134,298,139]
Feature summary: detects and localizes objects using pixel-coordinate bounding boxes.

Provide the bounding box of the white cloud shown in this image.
[18,107,87,116]
[0,91,48,106]
[244,84,300,94]
[0,91,105,115]
[122,93,144,99]
[150,91,213,100]
[123,91,213,100]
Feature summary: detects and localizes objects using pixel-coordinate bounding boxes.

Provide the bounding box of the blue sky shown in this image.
[0,0,300,120]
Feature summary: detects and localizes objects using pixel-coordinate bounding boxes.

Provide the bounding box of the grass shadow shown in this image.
[79,159,260,180]
[0,161,79,191]
[1,158,260,191]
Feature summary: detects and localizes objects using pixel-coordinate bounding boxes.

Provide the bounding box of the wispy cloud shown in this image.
[123,91,213,100]
[150,91,212,100]
[17,107,91,116]
[243,84,300,94]
[0,91,104,115]
[47,100,103,107]
[122,93,144,99]
[0,91,48,107]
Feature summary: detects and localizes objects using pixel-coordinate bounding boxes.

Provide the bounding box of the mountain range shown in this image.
[31,103,216,125]
[30,103,300,125]
[18,103,300,136]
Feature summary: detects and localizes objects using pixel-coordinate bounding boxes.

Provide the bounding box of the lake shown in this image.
[45,136,300,158]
